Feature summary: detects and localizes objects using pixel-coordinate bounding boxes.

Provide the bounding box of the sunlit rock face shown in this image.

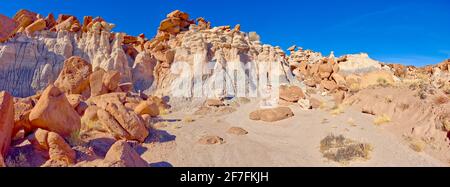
[0,30,132,97]
[146,25,297,99]
[336,53,383,75]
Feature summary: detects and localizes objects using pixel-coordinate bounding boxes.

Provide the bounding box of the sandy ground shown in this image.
[140,98,448,167]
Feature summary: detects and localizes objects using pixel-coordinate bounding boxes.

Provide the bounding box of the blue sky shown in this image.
[2,0,449,66]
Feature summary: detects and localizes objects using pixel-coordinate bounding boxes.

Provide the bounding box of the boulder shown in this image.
[0,91,14,157]
[227,127,248,136]
[249,107,294,122]
[105,102,148,142]
[198,136,225,145]
[89,69,108,97]
[0,14,18,42]
[97,109,130,140]
[331,73,346,86]
[29,85,81,137]
[134,100,159,117]
[13,9,37,32]
[25,18,46,35]
[320,80,338,91]
[333,90,346,105]
[205,99,225,107]
[103,71,121,92]
[47,131,76,165]
[103,140,148,167]
[319,63,333,79]
[279,85,305,102]
[29,128,76,166]
[54,56,92,94]
[309,97,322,109]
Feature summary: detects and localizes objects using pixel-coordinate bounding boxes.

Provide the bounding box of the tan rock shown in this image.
[103,140,148,167]
[309,97,322,109]
[13,9,37,32]
[25,18,46,35]
[54,56,92,94]
[249,107,294,122]
[333,90,346,105]
[105,102,148,142]
[0,91,14,157]
[89,69,108,97]
[206,99,225,107]
[331,73,346,86]
[320,80,338,91]
[279,85,305,102]
[97,109,130,139]
[134,100,159,117]
[103,71,120,91]
[227,127,248,136]
[198,136,225,145]
[29,85,81,137]
[47,131,76,165]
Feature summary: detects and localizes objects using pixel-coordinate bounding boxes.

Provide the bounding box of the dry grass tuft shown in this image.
[330,104,345,115]
[182,116,195,123]
[320,134,373,164]
[373,114,391,126]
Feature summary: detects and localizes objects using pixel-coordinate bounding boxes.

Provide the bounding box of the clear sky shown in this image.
[2,0,449,66]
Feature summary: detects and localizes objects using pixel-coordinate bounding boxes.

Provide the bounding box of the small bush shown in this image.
[330,104,345,115]
[5,153,30,167]
[320,134,373,164]
[373,114,391,126]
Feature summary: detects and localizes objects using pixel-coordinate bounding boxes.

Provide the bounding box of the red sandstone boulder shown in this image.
[0,91,14,157]
[29,85,81,137]
[54,56,92,95]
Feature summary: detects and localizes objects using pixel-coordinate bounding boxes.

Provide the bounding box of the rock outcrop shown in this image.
[0,91,14,157]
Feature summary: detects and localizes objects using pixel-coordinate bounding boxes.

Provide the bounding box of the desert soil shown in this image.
[140,98,448,167]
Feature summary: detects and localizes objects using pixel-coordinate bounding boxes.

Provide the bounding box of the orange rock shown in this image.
[279,85,305,102]
[54,56,92,94]
[30,128,76,166]
[227,127,248,136]
[103,140,148,167]
[0,91,14,157]
[45,13,56,29]
[333,90,346,105]
[249,107,294,122]
[320,79,338,91]
[103,71,121,92]
[205,99,225,107]
[105,102,148,142]
[97,108,131,140]
[81,16,92,32]
[0,14,18,42]
[13,98,34,136]
[25,18,46,35]
[198,136,225,145]
[29,85,81,137]
[13,9,37,32]
[319,63,333,79]
[89,69,108,97]
[309,97,322,109]
[134,100,159,117]
[47,131,76,164]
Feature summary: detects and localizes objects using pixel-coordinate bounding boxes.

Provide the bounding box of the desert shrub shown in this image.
[405,137,427,152]
[330,104,345,115]
[67,129,84,146]
[373,114,391,125]
[182,116,195,123]
[377,77,389,87]
[320,134,372,164]
[5,152,30,167]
